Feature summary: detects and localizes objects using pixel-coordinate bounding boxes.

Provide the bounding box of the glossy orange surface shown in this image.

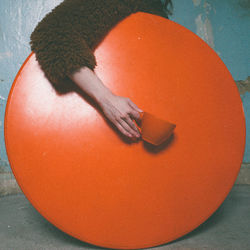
[4,13,246,249]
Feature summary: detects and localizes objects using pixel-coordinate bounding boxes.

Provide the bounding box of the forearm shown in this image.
[69,66,113,106]
[68,66,142,139]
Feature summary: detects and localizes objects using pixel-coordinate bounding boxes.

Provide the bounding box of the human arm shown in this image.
[29,0,142,139]
[69,66,142,139]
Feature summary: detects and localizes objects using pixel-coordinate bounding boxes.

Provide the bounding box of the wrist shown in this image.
[95,89,116,108]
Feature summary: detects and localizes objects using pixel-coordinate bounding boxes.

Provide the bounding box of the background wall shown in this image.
[0,0,249,195]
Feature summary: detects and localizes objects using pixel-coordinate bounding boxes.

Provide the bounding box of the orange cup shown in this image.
[135,111,176,145]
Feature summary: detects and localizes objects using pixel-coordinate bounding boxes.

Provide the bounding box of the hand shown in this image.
[98,93,143,139]
[69,66,143,139]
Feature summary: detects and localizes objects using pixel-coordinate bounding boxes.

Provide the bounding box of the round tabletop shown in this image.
[4,13,246,249]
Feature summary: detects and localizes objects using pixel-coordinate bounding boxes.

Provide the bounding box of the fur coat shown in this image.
[30,0,169,88]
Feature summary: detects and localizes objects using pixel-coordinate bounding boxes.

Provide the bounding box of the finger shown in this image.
[129,109,141,121]
[119,119,139,137]
[123,115,141,136]
[128,99,143,112]
[116,122,133,138]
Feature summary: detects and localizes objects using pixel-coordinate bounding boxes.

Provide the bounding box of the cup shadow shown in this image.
[142,133,176,154]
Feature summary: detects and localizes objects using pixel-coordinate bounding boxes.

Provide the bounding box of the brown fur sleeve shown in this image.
[29,0,97,86]
[30,28,96,85]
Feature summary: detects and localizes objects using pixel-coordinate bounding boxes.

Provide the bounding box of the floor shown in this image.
[0,185,250,250]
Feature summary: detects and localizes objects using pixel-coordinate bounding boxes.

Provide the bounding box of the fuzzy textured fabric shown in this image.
[30,0,169,87]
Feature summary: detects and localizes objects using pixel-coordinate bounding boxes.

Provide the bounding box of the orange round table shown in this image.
[4,13,246,249]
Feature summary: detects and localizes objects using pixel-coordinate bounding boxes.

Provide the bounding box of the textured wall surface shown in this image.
[0,0,249,189]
